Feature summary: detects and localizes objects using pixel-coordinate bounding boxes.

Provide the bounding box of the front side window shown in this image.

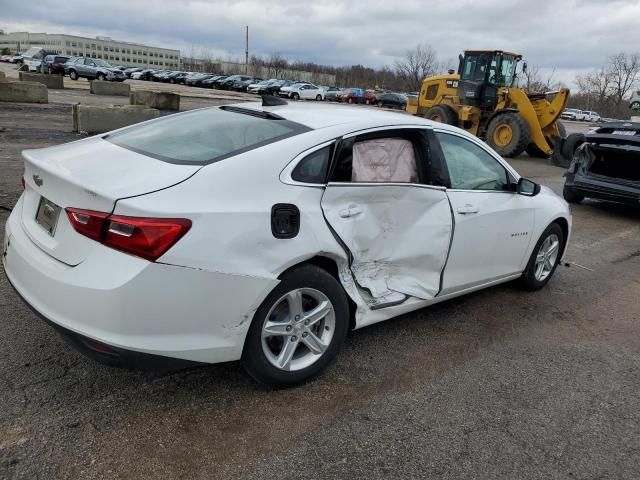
[436,132,510,191]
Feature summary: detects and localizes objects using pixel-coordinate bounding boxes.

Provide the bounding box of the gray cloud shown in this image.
[1,0,639,86]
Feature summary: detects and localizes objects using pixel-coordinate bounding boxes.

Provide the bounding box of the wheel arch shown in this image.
[551,216,570,260]
[277,255,357,331]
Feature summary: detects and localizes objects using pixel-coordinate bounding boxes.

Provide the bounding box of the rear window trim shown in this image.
[104,107,312,166]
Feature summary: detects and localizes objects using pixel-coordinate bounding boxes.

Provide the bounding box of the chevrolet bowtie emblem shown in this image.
[33,174,43,187]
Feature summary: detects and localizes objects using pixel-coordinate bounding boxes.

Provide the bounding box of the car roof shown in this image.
[228,101,445,130]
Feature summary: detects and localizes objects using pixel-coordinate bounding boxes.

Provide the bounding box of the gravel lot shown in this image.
[1,67,639,480]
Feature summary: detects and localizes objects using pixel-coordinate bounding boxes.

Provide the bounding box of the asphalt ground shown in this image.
[1,69,639,480]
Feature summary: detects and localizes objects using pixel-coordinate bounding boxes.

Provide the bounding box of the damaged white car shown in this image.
[3,98,571,387]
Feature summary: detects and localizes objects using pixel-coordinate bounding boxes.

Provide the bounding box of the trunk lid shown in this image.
[21,137,200,265]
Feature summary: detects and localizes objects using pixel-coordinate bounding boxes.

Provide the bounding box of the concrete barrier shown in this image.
[18,72,64,89]
[631,116,640,123]
[0,72,5,82]
[72,103,159,134]
[0,81,48,103]
[90,80,130,96]
[130,90,180,110]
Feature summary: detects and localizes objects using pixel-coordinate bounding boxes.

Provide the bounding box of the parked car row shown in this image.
[0,54,23,63]
[560,108,601,122]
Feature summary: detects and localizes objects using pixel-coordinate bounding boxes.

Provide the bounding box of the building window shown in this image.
[71,42,77,47]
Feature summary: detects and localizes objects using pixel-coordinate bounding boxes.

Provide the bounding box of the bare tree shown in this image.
[576,66,613,110]
[609,52,640,105]
[268,53,288,78]
[521,64,547,92]
[394,44,439,91]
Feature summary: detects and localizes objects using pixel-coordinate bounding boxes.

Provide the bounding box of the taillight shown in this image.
[66,208,109,241]
[65,208,191,261]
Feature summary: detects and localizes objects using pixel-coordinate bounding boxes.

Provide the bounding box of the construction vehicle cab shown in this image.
[407,49,569,161]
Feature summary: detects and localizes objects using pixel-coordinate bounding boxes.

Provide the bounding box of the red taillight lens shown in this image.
[65,208,191,262]
[104,215,191,261]
[66,208,109,241]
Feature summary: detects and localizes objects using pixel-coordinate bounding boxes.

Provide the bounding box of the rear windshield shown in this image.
[106,107,310,165]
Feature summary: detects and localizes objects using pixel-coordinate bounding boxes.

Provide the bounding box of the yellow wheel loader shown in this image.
[407,50,570,162]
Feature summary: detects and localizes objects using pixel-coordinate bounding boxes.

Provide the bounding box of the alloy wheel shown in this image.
[261,288,335,372]
[534,233,559,281]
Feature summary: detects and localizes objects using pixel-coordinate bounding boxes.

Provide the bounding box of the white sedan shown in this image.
[3,100,571,387]
[289,83,325,101]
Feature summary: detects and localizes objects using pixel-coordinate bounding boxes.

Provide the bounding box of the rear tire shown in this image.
[316,94,322,101]
[486,112,531,157]
[563,186,584,204]
[242,265,349,388]
[424,105,458,125]
[519,223,564,291]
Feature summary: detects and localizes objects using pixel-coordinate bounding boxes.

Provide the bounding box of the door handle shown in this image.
[339,206,363,218]
[457,205,479,215]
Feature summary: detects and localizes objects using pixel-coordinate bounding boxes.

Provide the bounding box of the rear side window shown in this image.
[292,145,333,183]
[106,107,310,165]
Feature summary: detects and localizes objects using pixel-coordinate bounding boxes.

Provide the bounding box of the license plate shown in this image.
[612,130,636,135]
[35,196,61,237]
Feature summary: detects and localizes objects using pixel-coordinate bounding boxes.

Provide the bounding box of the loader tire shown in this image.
[486,112,531,157]
[424,105,458,125]
[561,133,585,161]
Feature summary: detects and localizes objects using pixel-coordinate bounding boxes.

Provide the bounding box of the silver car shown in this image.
[65,57,125,82]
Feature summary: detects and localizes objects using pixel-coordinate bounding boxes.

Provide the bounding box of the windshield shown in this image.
[106,107,311,165]
[21,47,42,58]
[94,59,112,67]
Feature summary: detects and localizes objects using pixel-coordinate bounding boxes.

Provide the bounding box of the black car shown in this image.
[231,77,261,92]
[165,71,189,84]
[563,121,640,206]
[186,73,215,87]
[217,75,253,90]
[42,55,70,75]
[376,93,408,110]
[201,75,227,88]
[123,67,143,78]
[137,69,156,81]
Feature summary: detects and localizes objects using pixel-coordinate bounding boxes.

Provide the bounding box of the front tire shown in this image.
[69,70,78,80]
[486,112,531,157]
[519,223,564,290]
[242,265,349,388]
[96,73,106,81]
[316,94,322,101]
[292,92,300,100]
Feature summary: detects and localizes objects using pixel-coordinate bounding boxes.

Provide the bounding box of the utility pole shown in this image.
[245,26,249,74]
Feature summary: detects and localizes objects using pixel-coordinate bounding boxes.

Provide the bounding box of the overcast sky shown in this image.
[1,0,639,86]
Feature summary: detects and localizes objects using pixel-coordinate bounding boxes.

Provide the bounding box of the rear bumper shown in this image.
[6,273,201,371]
[3,196,278,366]
[566,173,640,206]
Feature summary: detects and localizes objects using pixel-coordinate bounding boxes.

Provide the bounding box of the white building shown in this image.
[0,31,181,69]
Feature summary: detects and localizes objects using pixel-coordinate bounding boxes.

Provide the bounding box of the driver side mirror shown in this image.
[517,177,540,196]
